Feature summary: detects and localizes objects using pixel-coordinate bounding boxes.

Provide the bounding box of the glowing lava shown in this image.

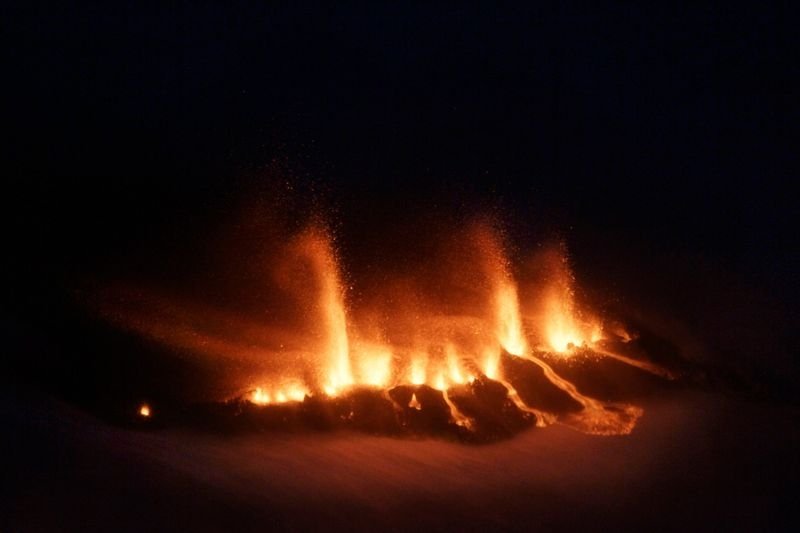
[409,354,428,385]
[293,225,354,394]
[442,389,474,429]
[495,280,528,356]
[355,343,393,387]
[102,217,668,438]
[536,245,603,354]
[251,382,308,404]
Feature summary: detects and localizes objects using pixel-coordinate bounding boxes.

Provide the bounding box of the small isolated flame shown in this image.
[139,404,151,417]
[408,393,422,410]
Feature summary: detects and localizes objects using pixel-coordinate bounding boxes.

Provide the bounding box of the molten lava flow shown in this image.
[478,231,639,434]
[476,224,561,427]
[493,376,555,428]
[517,353,642,435]
[99,215,665,438]
[593,347,676,379]
[442,389,474,429]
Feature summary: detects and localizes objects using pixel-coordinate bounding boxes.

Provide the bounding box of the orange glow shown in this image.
[285,383,308,402]
[433,371,447,391]
[518,352,641,435]
[356,344,393,387]
[536,247,603,354]
[483,348,500,379]
[408,393,422,410]
[495,280,528,356]
[294,225,354,394]
[542,280,587,353]
[251,383,308,405]
[443,389,474,429]
[99,218,653,436]
[471,220,529,358]
[494,376,554,428]
[409,354,428,385]
[446,345,465,384]
[252,388,271,404]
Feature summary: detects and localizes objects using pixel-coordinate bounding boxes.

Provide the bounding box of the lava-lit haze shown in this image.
[95,212,655,436]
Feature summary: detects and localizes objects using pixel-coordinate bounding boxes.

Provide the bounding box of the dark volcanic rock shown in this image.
[500,351,584,413]
[388,385,455,437]
[138,351,675,442]
[182,400,306,434]
[542,348,680,402]
[335,388,402,435]
[448,378,536,441]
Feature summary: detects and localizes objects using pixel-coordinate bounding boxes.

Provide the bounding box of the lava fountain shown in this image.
[94,215,674,441]
[290,225,354,395]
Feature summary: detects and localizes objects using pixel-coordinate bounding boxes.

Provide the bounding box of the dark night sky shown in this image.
[2,3,797,384]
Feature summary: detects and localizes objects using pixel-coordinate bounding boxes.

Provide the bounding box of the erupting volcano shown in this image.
[6,4,794,529]
[97,215,676,442]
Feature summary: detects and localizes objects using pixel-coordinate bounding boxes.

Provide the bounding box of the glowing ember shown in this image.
[139,404,151,417]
